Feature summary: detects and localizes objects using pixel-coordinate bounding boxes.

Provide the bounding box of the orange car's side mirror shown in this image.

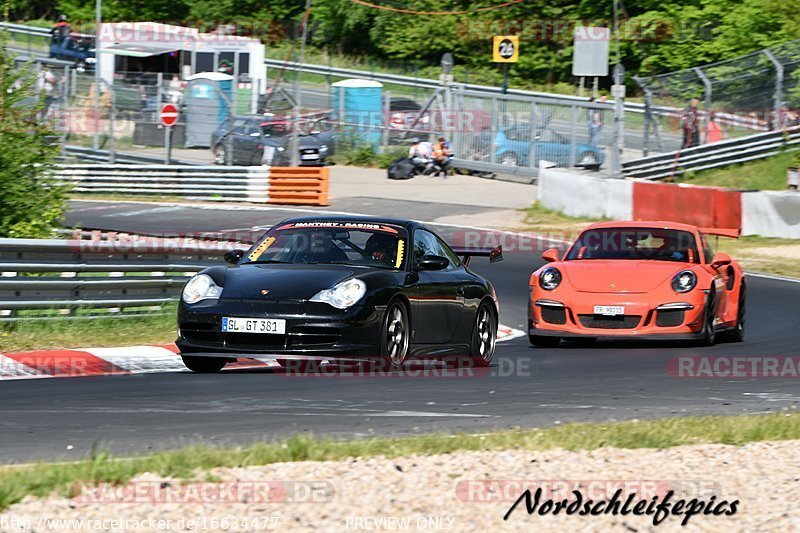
[542,248,560,263]
[711,252,732,269]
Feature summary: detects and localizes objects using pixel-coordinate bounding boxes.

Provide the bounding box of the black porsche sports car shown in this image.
[177,216,502,372]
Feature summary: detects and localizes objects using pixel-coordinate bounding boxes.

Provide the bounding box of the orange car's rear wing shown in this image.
[699,227,740,239]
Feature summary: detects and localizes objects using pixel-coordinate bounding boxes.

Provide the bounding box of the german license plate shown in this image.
[301,153,319,160]
[222,317,286,334]
[593,305,625,316]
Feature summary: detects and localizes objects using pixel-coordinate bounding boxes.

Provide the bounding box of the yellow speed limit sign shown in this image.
[493,35,519,63]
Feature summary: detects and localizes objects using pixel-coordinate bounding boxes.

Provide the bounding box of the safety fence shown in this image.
[0,237,241,320]
[622,127,800,180]
[54,164,270,202]
[635,38,800,155]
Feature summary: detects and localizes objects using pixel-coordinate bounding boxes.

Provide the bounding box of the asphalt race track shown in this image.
[1,200,798,463]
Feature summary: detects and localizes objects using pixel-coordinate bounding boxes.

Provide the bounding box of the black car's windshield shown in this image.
[243,222,408,270]
[565,228,700,263]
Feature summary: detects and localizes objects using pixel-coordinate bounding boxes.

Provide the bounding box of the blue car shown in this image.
[494,125,605,170]
[49,34,95,71]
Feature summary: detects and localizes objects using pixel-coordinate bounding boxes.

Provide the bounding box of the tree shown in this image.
[0,26,66,238]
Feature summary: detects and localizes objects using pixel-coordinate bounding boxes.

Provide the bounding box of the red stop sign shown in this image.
[160,103,179,127]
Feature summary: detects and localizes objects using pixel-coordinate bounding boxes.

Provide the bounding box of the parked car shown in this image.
[211,115,335,166]
[385,97,492,143]
[494,125,605,169]
[49,34,95,72]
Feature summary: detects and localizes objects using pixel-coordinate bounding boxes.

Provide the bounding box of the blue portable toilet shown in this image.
[332,79,383,149]
[184,72,234,148]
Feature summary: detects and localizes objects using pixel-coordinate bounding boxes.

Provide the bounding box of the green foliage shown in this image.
[0,33,66,238]
[673,149,798,191]
[375,146,408,169]
[331,142,378,167]
[9,0,800,87]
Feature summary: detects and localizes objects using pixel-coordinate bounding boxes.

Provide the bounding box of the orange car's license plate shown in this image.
[594,305,625,316]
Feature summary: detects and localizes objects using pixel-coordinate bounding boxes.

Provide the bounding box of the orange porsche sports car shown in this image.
[528,221,745,347]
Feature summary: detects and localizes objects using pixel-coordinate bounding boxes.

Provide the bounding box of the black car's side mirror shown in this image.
[223,249,245,265]
[416,255,449,271]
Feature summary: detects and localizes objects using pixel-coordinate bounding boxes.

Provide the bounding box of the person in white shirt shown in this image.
[408,138,431,166]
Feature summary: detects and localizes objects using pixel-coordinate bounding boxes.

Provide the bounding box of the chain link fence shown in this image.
[634,39,800,155]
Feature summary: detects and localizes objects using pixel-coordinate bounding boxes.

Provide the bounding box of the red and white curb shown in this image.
[0,325,524,381]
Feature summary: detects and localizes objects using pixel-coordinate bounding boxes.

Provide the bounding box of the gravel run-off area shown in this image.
[2,439,799,532]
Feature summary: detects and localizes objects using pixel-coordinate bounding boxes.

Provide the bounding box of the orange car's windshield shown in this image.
[565,228,700,263]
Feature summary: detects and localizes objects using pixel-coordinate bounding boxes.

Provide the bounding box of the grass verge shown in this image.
[715,235,800,279]
[1,411,798,511]
[0,307,177,352]
[519,202,604,237]
[673,150,798,190]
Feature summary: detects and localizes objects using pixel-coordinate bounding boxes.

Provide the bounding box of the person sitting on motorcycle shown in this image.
[51,14,71,45]
[431,136,452,177]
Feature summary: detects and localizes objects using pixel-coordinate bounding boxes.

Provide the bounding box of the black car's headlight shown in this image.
[539,268,562,291]
[672,270,697,293]
[310,279,366,309]
[182,274,223,304]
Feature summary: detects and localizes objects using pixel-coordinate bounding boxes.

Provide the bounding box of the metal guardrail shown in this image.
[0,238,240,320]
[61,145,201,166]
[54,163,270,201]
[0,22,50,37]
[622,128,800,180]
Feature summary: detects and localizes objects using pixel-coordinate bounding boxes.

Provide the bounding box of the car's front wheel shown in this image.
[380,301,410,368]
[181,355,227,373]
[721,284,745,343]
[500,152,519,166]
[213,144,228,165]
[578,151,600,169]
[699,292,717,346]
[468,302,497,367]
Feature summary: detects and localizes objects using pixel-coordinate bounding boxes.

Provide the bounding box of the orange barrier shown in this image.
[632,181,741,230]
[267,167,330,206]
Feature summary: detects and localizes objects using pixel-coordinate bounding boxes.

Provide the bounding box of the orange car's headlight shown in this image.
[539,268,562,291]
[672,270,697,293]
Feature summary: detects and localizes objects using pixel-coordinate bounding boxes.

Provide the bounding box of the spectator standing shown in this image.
[705,112,723,144]
[587,95,606,146]
[167,75,183,105]
[681,98,701,148]
[36,69,58,118]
